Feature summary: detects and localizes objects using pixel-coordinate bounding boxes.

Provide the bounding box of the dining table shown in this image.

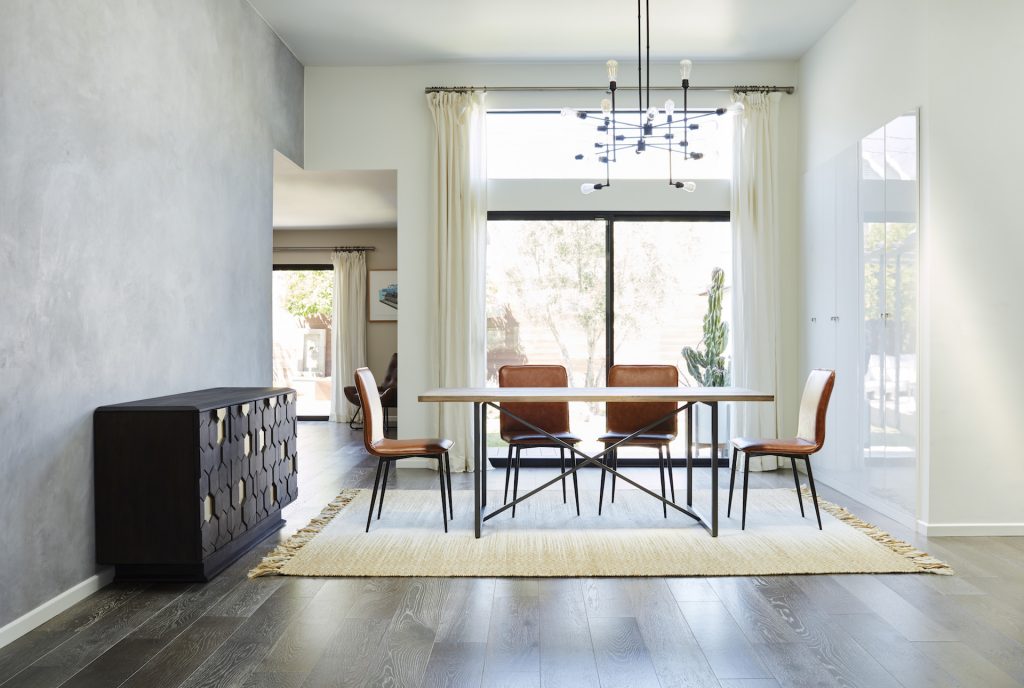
[418,386,775,538]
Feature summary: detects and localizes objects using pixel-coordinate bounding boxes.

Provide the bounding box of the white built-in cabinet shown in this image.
[800,112,919,522]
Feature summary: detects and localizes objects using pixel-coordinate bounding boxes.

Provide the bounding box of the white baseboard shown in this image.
[809,477,918,530]
[916,521,1024,537]
[397,458,434,470]
[396,458,487,472]
[0,568,114,649]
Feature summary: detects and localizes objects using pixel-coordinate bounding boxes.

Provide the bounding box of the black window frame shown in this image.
[485,210,731,468]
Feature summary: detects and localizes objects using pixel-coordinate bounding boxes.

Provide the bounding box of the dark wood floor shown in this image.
[3,422,1024,688]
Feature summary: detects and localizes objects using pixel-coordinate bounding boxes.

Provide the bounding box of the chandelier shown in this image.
[567,0,727,194]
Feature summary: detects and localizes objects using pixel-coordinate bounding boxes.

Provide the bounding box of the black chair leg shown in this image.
[659,446,668,518]
[366,460,384,533]
[444,452,454,519]
[791,456,805,517]
[438,454,448,533]
[741,454,751,530]
[804,458,823,530]
[570,449,580,516]
[503,445,513,505]
[348,405,363,430]
[598,448,608,515]
[512,446,521,518]
[611,449,618,503]
[727,447,738,517]
[666,446,676,502]
[377,460,391,519]
[560,448,567,504]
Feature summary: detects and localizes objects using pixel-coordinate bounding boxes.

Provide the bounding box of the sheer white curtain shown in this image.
[427,91,487,472]
[731,91,783,471]
[329,250,367,423]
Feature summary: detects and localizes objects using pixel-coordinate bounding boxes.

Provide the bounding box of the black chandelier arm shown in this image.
[645,143,702,156]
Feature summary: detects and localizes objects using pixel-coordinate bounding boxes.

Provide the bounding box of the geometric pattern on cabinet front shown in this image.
[199,392,298,558]
[94,386,297,582]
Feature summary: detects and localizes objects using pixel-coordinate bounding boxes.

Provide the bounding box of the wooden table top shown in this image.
[418,386,774,403]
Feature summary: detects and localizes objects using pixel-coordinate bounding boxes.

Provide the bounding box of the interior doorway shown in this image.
[271,151,399,423]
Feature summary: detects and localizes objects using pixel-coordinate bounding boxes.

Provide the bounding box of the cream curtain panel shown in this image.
[731,91,783,471]
[329,250,367,422]
[427,91,488,472]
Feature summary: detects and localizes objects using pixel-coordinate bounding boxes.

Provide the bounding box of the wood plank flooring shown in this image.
[2,422,1023,687]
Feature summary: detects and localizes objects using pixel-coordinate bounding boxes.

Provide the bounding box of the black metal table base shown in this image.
[472,400,721,539]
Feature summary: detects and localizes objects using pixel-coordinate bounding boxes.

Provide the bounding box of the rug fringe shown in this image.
[798,486,953,575]
[248,488,361,578]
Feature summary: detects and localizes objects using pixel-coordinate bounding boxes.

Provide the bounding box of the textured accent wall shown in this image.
[0,0,303,626]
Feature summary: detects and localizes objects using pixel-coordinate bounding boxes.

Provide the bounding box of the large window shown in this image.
[485,213,731,459]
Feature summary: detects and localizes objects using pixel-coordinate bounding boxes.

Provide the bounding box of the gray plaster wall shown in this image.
[0,0,303,627]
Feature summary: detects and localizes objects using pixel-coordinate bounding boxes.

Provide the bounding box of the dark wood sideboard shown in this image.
[94,387,298,581]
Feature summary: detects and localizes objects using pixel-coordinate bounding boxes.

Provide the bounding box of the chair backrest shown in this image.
[498,365,571,438]
[606,364,679,436]
[795,369,836,448]
[354,367,385,449]
[380,353,398,407]
[381,353,398,388]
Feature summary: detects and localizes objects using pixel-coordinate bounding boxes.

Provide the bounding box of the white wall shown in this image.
[799,0,1024,533]
[0,0,302,632]
[305,60,802,446]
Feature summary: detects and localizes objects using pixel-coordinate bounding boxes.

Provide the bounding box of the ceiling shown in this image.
[273,153,397,230]
[248,0,855,66]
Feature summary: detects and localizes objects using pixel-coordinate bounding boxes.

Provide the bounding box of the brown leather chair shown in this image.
[498,365,581,517]
[354,367,453,532]
[598,365,679,517]
[344,353,397,432]
[729,369,836,530]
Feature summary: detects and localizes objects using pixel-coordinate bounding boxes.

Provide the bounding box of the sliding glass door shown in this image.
[486,219,608,454]
[613,220,733,458]
[272,267,333,419]
[485,213,731,459]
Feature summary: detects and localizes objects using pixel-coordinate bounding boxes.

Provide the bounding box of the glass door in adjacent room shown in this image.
[272,266,333,419]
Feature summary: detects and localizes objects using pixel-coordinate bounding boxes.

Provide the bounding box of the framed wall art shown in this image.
[368,270,398,322]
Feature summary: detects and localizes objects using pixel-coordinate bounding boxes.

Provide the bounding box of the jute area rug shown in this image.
[250,488,951,578]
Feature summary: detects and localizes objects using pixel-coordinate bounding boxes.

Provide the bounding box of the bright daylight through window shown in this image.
[487,110,732,180]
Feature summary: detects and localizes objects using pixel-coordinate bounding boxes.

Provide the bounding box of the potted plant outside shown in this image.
[681,267,731,454]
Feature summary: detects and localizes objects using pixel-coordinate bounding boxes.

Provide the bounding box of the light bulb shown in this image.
[679,59,693,81]
[606,59,619,82]
[601,98,612,115]
[664,99,675,117]
[581,183,597,195]
[728,101,744,114]
[646,106,658,121]
[560,107,576,118]
[682,181,696,192]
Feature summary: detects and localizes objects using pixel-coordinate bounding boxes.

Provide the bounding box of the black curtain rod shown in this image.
[273,246,376,252]
[424,84,794,94]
